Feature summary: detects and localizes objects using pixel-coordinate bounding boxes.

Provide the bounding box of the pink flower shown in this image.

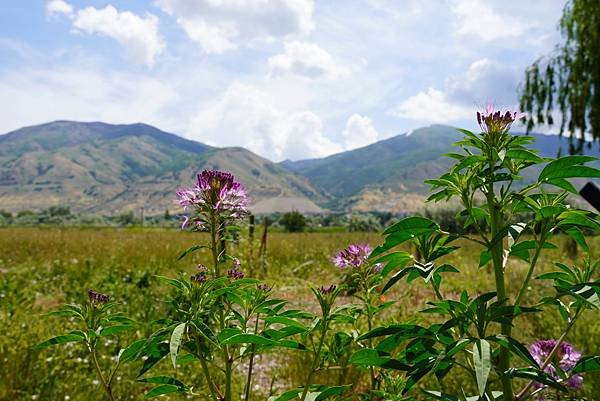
[529,339,583,390]
[333,244,382,272]
[476,105,526,134]
[176,170,249,229]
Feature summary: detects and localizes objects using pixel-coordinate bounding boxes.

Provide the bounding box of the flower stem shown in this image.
[244,313,261,401]
[515,233,546,306]
[486,158,514,401]
[89,346,116,401]
[300,322,328,401]
[198,354,222,401]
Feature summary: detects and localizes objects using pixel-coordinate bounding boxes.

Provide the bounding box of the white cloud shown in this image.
[452,0,526,41]
[46,0,73,18]
[47,1,165,67]
[268,41,349,79]
[154,0,314,54]
[394,58,520,122]
[187,82,341,161]
[0,67,178,134]
[72,5,165,67]
[343,114,379,150]
[394,88,472,122]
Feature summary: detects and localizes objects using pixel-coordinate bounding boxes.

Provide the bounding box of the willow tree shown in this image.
[520,0,600,154]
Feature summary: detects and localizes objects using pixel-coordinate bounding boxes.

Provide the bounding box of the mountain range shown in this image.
[0,121,598,215]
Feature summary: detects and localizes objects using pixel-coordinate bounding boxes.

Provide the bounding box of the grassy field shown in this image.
[0,227,598,400]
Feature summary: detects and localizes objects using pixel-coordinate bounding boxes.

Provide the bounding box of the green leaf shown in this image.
[100,325,134,337]
[505,148,544,163]
[372,217,439,258]
[349,349,410,370]
[473,339,491,396]
[138,376,187,388]
[170,323,186,369]
[564,227,589,252]
[538,155,600,183]
[139,339,169,377]
[119,339,146,363]
[572,356,600,373]
[177,244,207,260]
[34,331,86,349]
[479,250,492,267]
[143,384,183,399]
[221,334,277,346]
[268,389,302,401]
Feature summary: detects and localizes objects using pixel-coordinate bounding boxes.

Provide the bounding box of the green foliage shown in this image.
[520,0,600,150]
[280,210,307,232]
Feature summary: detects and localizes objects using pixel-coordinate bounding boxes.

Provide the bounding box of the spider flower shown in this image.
[476,105,526,134]
[333,244,382,272]
[176,170,249,228]
[318,284,337,294]
[87,289,109,304]
[227,259,244,280]
[529,339,583,390]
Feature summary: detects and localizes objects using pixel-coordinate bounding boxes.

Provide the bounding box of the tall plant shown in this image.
[352,107,600,400]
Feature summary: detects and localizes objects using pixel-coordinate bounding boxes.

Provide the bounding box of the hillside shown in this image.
[0,121,325,215]
[282,125,600,213]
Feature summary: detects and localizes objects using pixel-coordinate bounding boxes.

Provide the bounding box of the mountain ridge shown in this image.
[1,121,598,215]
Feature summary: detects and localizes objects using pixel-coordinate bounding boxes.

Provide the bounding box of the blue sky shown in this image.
[0,0,565,161]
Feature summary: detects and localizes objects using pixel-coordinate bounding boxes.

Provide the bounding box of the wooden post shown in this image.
[259,217,268,277]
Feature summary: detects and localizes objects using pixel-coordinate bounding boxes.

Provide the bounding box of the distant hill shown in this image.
[0,121,326,215]
[282,124,600,213]
[1,121,597,216]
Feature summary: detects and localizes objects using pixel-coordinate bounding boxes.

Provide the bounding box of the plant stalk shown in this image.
[89,346,116,401]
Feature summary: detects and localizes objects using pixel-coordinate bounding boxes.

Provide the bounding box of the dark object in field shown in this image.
[579,182,600,212]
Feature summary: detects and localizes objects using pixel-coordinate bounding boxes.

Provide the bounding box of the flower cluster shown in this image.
[87,289,109,304]
[227,259,244,280]
[257,283,272,292]
[477,105,526,134]
[191,264,208,284]
[529,339,583,390]
[333,244,382,273]
[318,284,337,295]
[177,170,249,229]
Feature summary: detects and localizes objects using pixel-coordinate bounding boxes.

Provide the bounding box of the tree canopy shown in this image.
[520,0,600,154]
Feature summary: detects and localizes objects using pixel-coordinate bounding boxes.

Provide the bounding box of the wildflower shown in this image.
[333,244,382,272]
[87,289,109,304]
[227,260,244,280]
[529,339,583,390]
[176,170,249,229]
[191,273,208,284]
[257,283,272,292]
[476,105,526,134]
[318,284,337,294]
[196,264,208,272]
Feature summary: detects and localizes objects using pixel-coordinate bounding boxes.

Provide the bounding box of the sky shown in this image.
[0,0,565,161]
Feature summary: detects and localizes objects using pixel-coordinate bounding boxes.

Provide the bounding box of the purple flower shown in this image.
[227,260,244,280]
[333,244,382,272]
[176,170,249,228]
[88,289,109,304]
[529,339,583,390]
[257,283,272,292]
[476,105,526,134]
[318,284,337,295]
[191,273,208,284]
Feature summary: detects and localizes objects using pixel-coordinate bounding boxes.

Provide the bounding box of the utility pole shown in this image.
[140,206,145,228]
